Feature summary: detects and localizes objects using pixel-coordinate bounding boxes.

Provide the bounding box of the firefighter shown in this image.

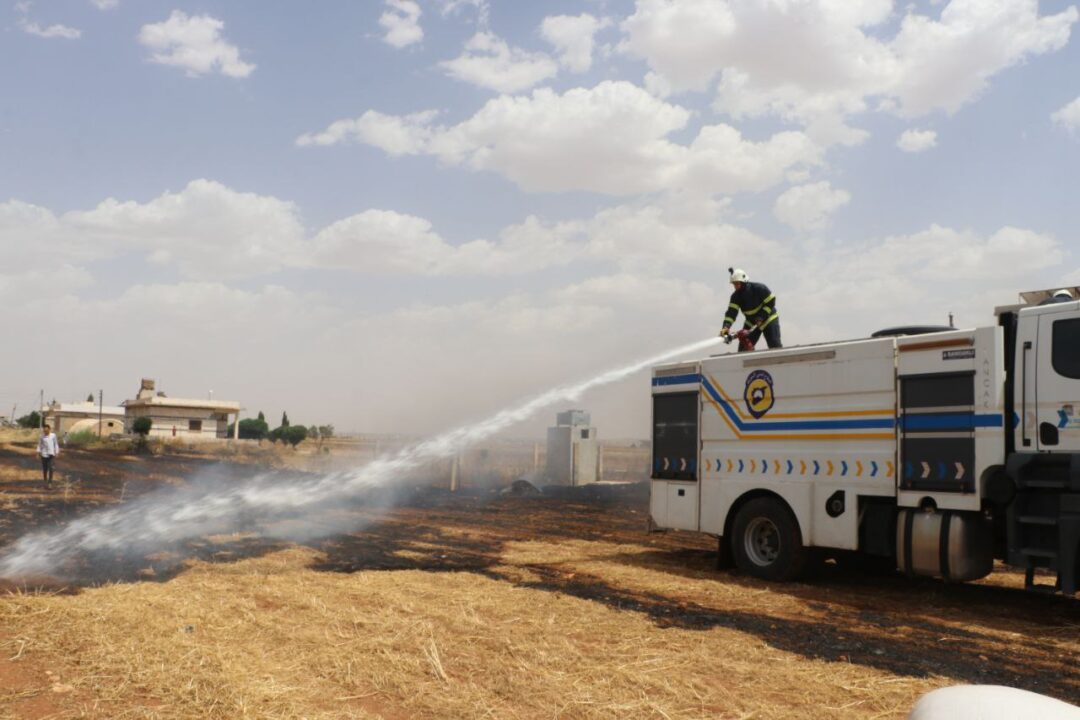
[719,268,781,351]
[1039,289,1075,306]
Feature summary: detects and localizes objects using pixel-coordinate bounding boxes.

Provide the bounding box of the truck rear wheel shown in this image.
[731,497,807,581]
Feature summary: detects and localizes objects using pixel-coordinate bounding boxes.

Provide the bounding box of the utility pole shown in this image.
[98,389,104,437]
[39,389,43,429]
[948,312,955,328]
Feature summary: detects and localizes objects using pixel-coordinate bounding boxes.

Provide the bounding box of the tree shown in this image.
[132,417,152,436]
[280,411,290,428]
[230,417,269,440]
[257,411,265,422]
[285,425,308,448]
[318,424,334,439]
[87,393,95,403]
[16,411,40,429]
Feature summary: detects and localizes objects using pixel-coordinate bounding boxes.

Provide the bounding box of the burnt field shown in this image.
[0,442,1078,719]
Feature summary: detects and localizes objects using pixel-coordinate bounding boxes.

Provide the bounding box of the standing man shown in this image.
[38,423,59,487]
[720,268,782,351]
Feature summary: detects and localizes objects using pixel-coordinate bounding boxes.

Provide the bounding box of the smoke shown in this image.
[0,337,717,580]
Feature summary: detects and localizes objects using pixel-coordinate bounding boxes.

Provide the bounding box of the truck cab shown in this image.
[998,288,1080,590]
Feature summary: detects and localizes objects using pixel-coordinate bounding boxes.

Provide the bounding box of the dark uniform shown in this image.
[723,281,781,351]
[1039,292,1075,306]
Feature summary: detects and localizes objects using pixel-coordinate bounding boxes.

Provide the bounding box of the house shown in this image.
[43,402,126,437]
[123,379,241,441]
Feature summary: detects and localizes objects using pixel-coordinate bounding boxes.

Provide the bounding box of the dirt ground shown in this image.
[0,439,1077,719]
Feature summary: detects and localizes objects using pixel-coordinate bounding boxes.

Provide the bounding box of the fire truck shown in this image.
[649,288,1080,592]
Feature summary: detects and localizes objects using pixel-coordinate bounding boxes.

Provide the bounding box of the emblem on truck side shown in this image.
[744,370,775,419]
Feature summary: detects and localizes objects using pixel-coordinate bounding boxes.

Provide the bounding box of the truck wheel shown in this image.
[731,497,807,581]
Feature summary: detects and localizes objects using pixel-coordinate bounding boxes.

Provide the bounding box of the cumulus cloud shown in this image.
[3,179,1070,438]
[16,2,81,40]
[897,128,937,153]
[91,0,118,9]
[299,81,822,196]
[138,11,255,78]
[379,0,423,49]
[439,32,558,93]
[540,13,611,73]
[295,110,439,153]
[1,181,302,280]
[773,182,851,232]
[844,225,1063,281]
[439,0,489,25]
[1052,96,1080,134]
[785,223,1066,338]
[621,0,1078,140]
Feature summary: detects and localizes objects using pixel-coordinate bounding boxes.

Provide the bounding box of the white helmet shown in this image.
[1054,289,1073,298]
[729,267,749,284]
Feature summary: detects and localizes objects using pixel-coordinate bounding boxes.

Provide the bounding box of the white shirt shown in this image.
[38,433,59,457]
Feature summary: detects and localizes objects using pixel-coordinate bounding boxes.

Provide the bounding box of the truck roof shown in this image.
[994,286,1080,315]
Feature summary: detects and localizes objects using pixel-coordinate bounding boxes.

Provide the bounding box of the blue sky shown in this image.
[2,0,1078,437]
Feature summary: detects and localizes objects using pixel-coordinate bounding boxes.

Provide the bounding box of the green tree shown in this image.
[257,411,265,422]
[87,393,95,403]
[132,417,153,436]
[16,411,40,429]
[230,417,269,440]
[318,425,334,439]
[280,411,290,428]
[285,425,308,448]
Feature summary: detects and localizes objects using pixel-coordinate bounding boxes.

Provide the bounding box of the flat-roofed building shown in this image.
[43,402,126,437]
[123,379,241,441]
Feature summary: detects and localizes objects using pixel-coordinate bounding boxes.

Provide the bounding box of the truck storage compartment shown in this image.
[899,371,977,494]
[896,509,993,582]
[651,391,698,481]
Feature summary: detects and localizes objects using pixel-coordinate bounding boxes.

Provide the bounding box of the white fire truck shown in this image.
[649,288,1080,592]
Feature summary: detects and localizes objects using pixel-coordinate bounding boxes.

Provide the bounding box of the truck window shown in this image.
[1053,318,1080,379]
[652,392,698,481]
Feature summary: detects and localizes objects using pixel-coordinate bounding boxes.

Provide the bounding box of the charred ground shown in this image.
[0,440,1077,719]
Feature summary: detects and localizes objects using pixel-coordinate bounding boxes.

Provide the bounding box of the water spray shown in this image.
[0,337,719,580]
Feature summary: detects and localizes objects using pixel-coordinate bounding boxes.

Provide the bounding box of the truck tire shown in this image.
[731,497,807,581]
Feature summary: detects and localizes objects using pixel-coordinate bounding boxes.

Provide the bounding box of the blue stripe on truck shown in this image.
[899,413,1004,431]
[652,374,701,386]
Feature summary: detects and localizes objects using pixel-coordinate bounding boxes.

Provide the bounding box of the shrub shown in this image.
[65,429,97,446]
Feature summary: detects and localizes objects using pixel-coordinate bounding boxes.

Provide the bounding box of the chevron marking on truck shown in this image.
[856,460,863,477]
[800,460,807,475]
[955,462,965,480]
[871,461,878,477]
